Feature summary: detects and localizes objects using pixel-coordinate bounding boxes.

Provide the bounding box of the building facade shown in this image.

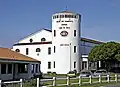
[12,11,103,74]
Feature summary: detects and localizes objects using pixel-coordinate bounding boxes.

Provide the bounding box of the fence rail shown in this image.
[0,74,120,87]
[39,74,120,87]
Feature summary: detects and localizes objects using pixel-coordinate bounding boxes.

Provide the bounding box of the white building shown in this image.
[12,11,103,74]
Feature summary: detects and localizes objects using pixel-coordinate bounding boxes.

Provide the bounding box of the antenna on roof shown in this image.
[65,6,68,11]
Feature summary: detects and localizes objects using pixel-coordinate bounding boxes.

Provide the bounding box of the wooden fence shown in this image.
[39,74,120,87]
[0,74,119,87]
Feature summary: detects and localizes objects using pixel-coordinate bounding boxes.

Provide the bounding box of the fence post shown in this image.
[107,74,110,83]
[115,74,118,82]
[37,78,40,87]
[79,76,81,86]
[53,77,56,86]
[89,75,92,84]
[20,79,23,87]
[99,75,101,83]
[67,76,70,86]
[0,80,2,87]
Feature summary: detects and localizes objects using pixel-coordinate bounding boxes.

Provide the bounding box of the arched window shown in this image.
[36,48,41,52]
[15,49,20,52]
[41,38,46,42]
[29,38,33,43]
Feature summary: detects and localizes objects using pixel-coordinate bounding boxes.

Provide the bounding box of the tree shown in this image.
[88,42,120,71]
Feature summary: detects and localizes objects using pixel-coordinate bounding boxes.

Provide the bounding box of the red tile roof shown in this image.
[0,48,39,62]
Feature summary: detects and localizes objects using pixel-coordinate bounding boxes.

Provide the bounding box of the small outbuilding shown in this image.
[0,47,41,80]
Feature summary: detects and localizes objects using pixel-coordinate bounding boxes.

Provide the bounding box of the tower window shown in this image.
[29,39,33,43]
[15,49,20,52]
[48,62,51,69]
[74,30,76,36]
[56,15,59,18]
[54,30,56,37]
[26,48,29,55]
[74,61,76,68]
[54,46,55,53]
[41,38,46,42]
[48,47,51,55]
[36,48,41,52]
[74,46,76,53]
[54,61,55,68]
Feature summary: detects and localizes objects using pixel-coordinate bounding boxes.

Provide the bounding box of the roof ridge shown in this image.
[14,28,51,44]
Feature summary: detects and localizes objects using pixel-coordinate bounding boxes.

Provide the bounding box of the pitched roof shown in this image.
[0,48,39,62]
[13,42,52,46]
[17,28,51,43]
[81,37,104,44]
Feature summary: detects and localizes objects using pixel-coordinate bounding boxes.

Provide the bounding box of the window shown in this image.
[26,48,29,55]
[36,64,38,73]
[54,61,55,68]
[82,61,87,70]
[8,64,12,74]
[65,15,68,18]
[1,64,6,74]
[15,49,20,52]
[54,30,56,37]
[48,62,51,69]
[56,15,58,18]
[74,62,76,68]
[29,39,33,43]
[36,48,41,52]
[74,30,76,36]
[74,15,77,18]
[54,46,55,53]
[41,38,46,42]
[18,64,28,73]
[32,64,34,73]
[74,46,76,53]
[48,47,51,55]
[38,64,40,72]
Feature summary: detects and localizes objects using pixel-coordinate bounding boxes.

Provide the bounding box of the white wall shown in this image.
[52,12,81,73]
[18,29,52,43]
[13,44,53,73]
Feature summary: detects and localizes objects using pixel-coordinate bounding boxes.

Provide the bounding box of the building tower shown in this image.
[52,11,81,74]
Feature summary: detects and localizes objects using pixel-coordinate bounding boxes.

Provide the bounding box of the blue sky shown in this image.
[0,0,120,48]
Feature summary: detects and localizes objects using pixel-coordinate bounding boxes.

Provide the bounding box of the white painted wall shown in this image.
[13,44,53,73]
[52,12,81,73]
[18,29,52,43]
